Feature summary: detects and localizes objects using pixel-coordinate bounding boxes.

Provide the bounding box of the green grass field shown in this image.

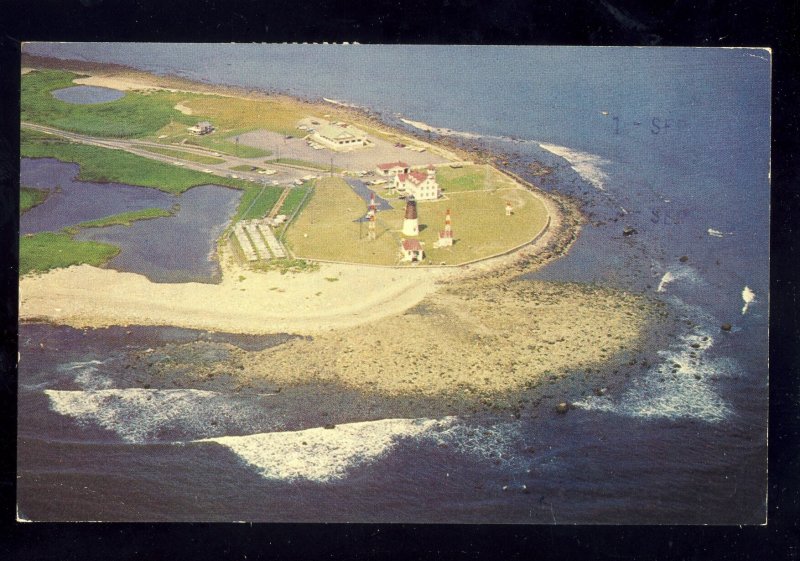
[235,185,284,221]
[284,175,549,266]
[20,232,120,275]
[22,129,253,194]
[278,185,312,217]
[284,177,401,264]
[22,70,195,138]
[153,123,273,158]
[140,146,225,165]
[436,164,518,193]
[21,187,49,214]
[62,208,174,235]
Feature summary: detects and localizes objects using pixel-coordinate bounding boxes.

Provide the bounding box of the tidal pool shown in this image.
[51,85,125,104]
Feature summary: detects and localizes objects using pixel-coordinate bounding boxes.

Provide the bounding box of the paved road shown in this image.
[21,122,322,186]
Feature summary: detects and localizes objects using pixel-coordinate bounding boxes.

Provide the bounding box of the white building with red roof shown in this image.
[375,161,410,177]
[400,238,424,262]
[393,166,440,201]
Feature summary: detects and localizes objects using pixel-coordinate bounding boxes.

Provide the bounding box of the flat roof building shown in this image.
[311,123,368,151]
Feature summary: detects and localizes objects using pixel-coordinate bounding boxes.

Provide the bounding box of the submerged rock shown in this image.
[721,323,732,332]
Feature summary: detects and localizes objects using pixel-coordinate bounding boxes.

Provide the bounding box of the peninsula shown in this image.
[19,56,666,399]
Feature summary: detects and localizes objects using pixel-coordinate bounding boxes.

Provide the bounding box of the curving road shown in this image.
[21,122,325,186]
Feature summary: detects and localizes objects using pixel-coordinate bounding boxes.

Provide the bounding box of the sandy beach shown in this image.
[20,248,457,336]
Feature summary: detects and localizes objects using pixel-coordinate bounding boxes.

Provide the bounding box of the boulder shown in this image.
[555,402,570,414]
[720,323,732,332]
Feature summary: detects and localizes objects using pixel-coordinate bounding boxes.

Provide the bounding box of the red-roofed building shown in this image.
[393,166,440,200]
[375,161,410,176]
[400,238,424,262]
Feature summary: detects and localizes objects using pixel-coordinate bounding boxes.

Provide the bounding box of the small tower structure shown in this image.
[434,209,454,248]
[402,198,419,236]
[367,192,377,240]
[505,201,513,216]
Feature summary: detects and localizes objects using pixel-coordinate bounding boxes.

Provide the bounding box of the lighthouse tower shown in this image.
[434,209,454,248]
[367,192,377,240]
[402,198,419,236]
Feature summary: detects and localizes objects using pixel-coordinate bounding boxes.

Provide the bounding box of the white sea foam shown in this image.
[58,359,114,390]
[655,265,707,293]
[44,388,279,443]
[399,117,524,143]
[707,228,725,238]
[742,286,756,315]
[322,97,360,108]
[573,330,734,422]
[198,417,457,483]
[197,418,525,483]
[537,142,610,190]
[656,271,675,293]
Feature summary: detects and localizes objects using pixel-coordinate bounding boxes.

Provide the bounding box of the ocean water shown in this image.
[18,45,770,523]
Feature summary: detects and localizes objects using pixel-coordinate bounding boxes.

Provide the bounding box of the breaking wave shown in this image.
[399,117,526,144]
[44,388,281,443]
[655,264,707,293]
[198,417,456,483]
[537,142,610,191]
[59,359,115,390]
[573,330,734,422]
[197,418,527,483]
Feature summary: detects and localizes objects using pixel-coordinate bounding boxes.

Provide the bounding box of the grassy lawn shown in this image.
[22,69,195,138]
[22,129,253,194]
[20,232,120,275]
[284,177,400,264]
[171,96,308,137]
[152,123,273,158]
[399,189,548,265]
[436,164,518,193]
[140,146,225,165]
[235,184,284,221]
[278,185,312,217]
[284,176,549,266]
[62,208,174,235]
[21,187,49,214]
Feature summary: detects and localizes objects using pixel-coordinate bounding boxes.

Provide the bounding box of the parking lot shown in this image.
[235,128,450,172]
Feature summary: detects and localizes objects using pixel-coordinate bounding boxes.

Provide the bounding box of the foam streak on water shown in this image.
[196,418,527,483]
[44,388,280,443]
[654,264,707,294]
[197,418,457,483]
[537,142,610,191]
[573,330,735,422]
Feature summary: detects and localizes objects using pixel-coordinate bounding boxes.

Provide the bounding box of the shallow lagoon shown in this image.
[21,158,242,283]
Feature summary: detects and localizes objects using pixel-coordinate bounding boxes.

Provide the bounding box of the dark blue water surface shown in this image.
[21,158,173,234]
[19,45,770,524]
[20,158,242,283]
